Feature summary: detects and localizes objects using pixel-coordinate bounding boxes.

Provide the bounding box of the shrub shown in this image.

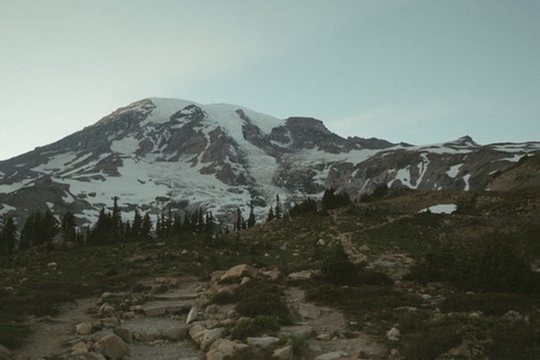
[441,292,539,316]
[407,233,539,293]
[319,245,363,286]
[230,315,281,340]
[234,281,291,324]
[0,323,32,349]
[401,325,462,360]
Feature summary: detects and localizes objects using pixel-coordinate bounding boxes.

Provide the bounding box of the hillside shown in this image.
[0,185,539,359]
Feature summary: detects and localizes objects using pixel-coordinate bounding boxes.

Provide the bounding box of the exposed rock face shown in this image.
[0,97,538,227]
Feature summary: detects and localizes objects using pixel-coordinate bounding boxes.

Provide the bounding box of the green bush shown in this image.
[441,292,539,316]
[401,325,462,360]
[319,245,364,286]
[487,314,540,359]
[230,315,281,340]
[0,323,32,349]
[305,282,421,317]
[234,281,291,324]
[407,233,539,293]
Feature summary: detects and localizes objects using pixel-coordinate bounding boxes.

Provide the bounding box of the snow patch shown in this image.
[446,164,463,178]
[419,204,457,214]
[462,174,471,191]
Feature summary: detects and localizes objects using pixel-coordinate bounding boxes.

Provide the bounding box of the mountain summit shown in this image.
[0,98,539,226]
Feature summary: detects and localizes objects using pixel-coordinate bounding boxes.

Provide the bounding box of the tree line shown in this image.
[0,188,351,255]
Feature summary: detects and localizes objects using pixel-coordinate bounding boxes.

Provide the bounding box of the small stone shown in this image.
[70,341,89,355]
[247,336,280,347]
[186,307,198,324]
[386,327,400,341]
[313,351,349,360]
[75,322,93,335]
[273,345,294,360]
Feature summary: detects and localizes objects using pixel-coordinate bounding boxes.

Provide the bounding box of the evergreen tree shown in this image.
[131,210,143,241]
[235,207,243,232]
[289,197,318,217]
[1,217,17,255]
[266,206,275,222]
[141,213,152,240]
[247,203,256,228]
[275,194,283,220]
[20,210,59,249]
[61,212,77,243]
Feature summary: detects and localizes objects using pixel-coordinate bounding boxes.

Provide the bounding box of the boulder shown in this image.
[220,264,258,283]
[200,327,225,350]
[206,339,249,360]
[113,327,133,344]
[137,327,161,342]
[189,322,207,342]
[94,334,130,359]
[163,325,188,341]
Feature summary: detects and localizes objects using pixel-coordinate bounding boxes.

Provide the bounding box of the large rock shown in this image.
[163,325,188,341]
[205,339,249,360]
[113,327,133,344]
[220,264,258,283]
[200,327,226,350]
[94,334,130,359]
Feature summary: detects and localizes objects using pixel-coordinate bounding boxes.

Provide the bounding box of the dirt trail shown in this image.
[12,297,96,359]
[284,287,388,360]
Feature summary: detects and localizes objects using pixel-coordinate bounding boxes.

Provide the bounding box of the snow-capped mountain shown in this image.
[0,98,539,226]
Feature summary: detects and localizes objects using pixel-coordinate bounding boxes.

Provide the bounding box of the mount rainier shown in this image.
[0,97,539,226]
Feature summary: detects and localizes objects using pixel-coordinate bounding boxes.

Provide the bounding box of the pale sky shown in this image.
[1,0,539,160]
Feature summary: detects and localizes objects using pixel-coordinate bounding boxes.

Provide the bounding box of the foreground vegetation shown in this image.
[0,187,539,358]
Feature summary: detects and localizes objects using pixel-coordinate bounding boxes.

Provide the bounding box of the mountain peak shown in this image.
[1,98,539,229]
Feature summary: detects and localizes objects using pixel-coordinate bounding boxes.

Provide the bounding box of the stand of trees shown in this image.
[0,188,349,254]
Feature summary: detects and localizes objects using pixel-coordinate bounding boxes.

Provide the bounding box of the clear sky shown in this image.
[1,0,539,160]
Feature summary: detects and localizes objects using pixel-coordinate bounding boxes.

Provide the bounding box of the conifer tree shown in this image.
[247,203,256,228]
[61,212,77,243]
[266,206,275,222]
[235,208,243,232]
[1,217,17,255]
[131,210,143,241]
[275,194,283,220]
[141,213,152,240]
